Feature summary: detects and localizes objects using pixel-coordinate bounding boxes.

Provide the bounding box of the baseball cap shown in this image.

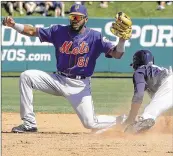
[69,4,88,16]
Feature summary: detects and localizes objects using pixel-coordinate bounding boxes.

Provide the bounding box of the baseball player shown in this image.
[123,50,173,134]
[2,4,132,133]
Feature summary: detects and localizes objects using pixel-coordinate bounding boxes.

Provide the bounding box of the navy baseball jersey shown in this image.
[132,64,169,104]
[38,25,115,77]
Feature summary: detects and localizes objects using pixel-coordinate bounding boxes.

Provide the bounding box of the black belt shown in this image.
[57,72,86,80]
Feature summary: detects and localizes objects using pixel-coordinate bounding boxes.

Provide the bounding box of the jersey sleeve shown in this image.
[97,35,115,58]
[132,70,146,104]
[37,25,59,44]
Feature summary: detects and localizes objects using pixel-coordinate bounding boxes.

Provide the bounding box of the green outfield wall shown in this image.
[2,17,173,72]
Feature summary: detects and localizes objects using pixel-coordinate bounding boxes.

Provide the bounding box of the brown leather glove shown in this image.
[110,12,132,40]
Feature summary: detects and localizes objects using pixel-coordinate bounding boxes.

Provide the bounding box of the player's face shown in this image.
[69,15,88,31]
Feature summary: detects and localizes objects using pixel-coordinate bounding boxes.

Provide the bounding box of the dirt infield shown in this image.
[2,113,173,156]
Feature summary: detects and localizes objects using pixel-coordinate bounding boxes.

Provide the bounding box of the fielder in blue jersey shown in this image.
[2,4,132,133]
[123,50,173,134]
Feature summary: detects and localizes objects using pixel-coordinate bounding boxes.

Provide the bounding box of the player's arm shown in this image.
[109,12,132,59]
[2,16,38,37]
[125,86,145,124]
[108,38,126,59]
[124,72,146,124]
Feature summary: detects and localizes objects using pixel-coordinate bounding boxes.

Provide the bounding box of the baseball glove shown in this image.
[110,12,132,40]
[124,118,155,134]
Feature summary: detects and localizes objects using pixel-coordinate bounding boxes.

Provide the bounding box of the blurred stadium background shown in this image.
[2,1,173,18]
[1,1,173,114]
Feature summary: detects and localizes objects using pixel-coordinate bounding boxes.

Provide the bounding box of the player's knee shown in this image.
[82,120,95,129]
[20,70,29,78]
[20,70,33,82]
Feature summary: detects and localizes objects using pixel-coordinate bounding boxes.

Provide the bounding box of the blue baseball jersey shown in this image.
[38,25,115,77]
[132,64,169,104]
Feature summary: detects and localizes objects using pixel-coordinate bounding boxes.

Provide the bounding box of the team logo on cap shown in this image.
[75,4,80,11]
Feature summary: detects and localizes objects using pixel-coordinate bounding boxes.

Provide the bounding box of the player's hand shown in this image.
[121,117,135,132]
[110,12,132,40]
[2,16,15,27]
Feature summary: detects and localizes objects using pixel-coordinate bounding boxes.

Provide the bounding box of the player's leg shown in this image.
[60,2,65,17]
[17,2,24,15]
[134,74,173,133]
[12,70,64,133]
[7,2,14,16]
[29,2,37,13]
[142,75,173,120]
[66,78,126,131]
[55,7,61,17]
[24,2,37,15]
[43,1,52,16]
[55,2,65,17]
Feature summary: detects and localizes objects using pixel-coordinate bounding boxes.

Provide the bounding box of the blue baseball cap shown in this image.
[69,4,88,16]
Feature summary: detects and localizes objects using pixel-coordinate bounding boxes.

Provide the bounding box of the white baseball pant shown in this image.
[19,69,124,130]
[142,74,173,120]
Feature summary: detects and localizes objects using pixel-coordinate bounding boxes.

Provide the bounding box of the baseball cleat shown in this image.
[135,118,155,133]
[11,124,38,133]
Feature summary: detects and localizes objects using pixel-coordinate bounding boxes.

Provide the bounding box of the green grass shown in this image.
[2,2,173,18]
[2,77,151,115]
[2,72,133,77]
[2,1,172,116]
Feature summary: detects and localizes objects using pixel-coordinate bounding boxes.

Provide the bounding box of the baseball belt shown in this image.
[57,71,86,80]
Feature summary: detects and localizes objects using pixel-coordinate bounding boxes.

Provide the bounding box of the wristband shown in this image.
[13,23,24,33]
